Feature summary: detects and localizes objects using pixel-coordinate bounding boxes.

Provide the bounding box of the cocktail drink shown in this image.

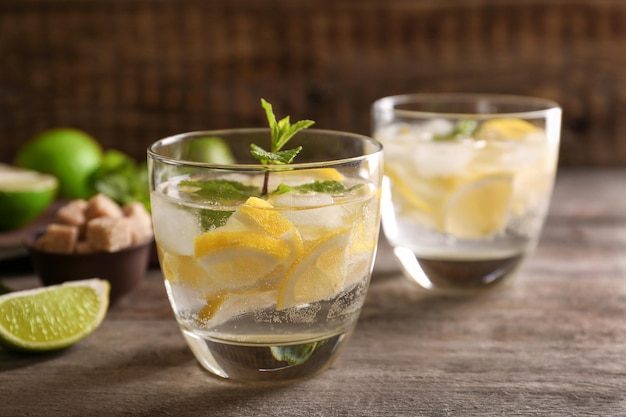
[372,94,561,291]
[148,121,382,381]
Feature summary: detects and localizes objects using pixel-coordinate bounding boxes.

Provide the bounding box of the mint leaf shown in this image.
[434,119,479,141]
[178,179,253,229]
[261,99,314,152]
[271,340,328,366]
[179,179,261,202]
[270,180,362,196]
[91,150,151,212]
[295,180,350,194]
[198,209,233,231]
[254,99,315,195]
[250,144,302,165]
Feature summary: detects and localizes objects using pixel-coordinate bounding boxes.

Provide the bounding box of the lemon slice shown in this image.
[194,231,291,290]
[196,287,278,326]
[232,197,303,254]
[442,174,513,239]
[160,250,214,291]
[192,197,304,292]
[266,168,345,190]
[277,228,351,310]
[385,165,431,213]
[475,118,537,141]
[0,279,109,352]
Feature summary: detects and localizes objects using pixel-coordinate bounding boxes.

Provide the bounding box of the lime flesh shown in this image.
[0,279,110,352]
[0,164,58,231]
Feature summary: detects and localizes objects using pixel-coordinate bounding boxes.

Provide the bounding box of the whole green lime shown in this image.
[188,137,235,164]
[15,128,102,199]
[0,164,58,231]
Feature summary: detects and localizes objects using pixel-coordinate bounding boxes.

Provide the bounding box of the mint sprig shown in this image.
[433,119,479,141]
[252,99,314,194]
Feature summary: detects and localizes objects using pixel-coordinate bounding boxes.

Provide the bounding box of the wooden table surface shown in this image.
[1,168,625,416]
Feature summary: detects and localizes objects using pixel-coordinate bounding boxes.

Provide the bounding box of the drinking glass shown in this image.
[148,128,383,381]
[372,93,561,292]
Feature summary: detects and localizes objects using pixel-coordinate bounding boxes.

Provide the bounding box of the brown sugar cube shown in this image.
[84,193,124,220]
[128,223,154,245]
[55,199,88,226]
[74,240,95,254]
[129,226,154,245]
[86,217,133,252]
[34,224,79,254]
[123,202,154,243]
[123,202,151,226]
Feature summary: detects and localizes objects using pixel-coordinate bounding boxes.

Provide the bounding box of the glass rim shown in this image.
[147,127,383,171]
[372,92,562,119]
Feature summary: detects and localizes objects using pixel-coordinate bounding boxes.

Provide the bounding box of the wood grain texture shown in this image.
[1,0,626,166]
[1,168,626,416]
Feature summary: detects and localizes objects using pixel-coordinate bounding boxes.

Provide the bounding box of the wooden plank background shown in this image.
[1,0,626,165]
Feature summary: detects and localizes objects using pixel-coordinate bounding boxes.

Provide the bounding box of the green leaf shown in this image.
[258,99,314,155]
[434,119,479,141]
[91,150,151,212]
[270,180,362,196]
[255,99,315,194]
[198,210,233,231]
[250,144,302,165]
[295,180,349,194]
[272,183,294,195]
[270,340,328,366]
[179,179,261,202]
[261,98,279,145]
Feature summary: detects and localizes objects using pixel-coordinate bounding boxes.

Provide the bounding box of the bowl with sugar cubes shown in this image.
[28,193,154,305]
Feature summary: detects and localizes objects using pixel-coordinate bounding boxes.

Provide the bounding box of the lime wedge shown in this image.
[0,164,58,231]
[0,279,110,352]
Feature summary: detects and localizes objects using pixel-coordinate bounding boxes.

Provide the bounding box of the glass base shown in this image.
[393,246,524,293]
[182,328,353,382]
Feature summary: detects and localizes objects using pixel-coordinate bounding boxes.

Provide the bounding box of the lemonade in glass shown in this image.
[372,94,561,292]
[148,108,382,381]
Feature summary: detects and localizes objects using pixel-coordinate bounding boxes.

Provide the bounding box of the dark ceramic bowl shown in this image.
[28,236,153,305]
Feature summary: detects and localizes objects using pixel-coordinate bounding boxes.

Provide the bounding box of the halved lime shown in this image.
[0,164,58,231]
[0,278,110,352]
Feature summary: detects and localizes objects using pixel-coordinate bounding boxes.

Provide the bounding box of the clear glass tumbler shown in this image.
[372,93,561,292]
[148,128,383,381]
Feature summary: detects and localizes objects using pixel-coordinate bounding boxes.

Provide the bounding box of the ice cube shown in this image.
[151,194,201,256]
[422,118,455,136]
[414,141,477,177]
[271,193,347,231]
